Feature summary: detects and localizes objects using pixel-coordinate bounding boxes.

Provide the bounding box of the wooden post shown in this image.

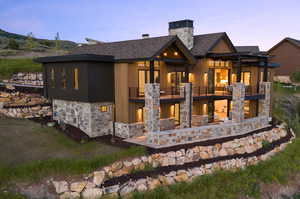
[149,60,155,83]
[263,58,268,82]
[236,56,242,82]
[184,65,189,83]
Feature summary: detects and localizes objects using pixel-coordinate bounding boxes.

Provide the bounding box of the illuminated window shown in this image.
[136,107,144,122]
[61,68,67,89]
[204,73,208,86]
[174,51,178,56]
[188,73,194,83]
[100,106,108,112]
[241,72,251,85]
[50,68,55,88]
[203,104,208,115]
[73,68,79,89]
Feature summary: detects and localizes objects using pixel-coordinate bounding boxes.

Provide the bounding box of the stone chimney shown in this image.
[168,19,194,49]
[142,34,150,39]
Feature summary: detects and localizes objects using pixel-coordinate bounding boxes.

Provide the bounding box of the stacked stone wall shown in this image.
[148,116,269,146]
[180,83,192,128]
[3,72,43,86]
[51,124,294,198]
[144,83,160,132]
[53,99,113,137]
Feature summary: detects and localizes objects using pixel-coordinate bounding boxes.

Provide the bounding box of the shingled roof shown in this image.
[269,37,300,52]
[70,32,236,60]
[71,35,177,61]
[235,46,260,53]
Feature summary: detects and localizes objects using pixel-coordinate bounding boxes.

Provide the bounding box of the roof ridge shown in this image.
[85,35,176,46]
[193,32,225,37]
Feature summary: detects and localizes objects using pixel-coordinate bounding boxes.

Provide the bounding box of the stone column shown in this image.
[144,83,160,132]
[180,83,193,128]
[258,82,271,118]
[232,83,245,123]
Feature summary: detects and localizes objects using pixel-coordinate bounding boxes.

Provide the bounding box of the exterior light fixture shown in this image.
[163,52,168,56]
[174,52,178,56]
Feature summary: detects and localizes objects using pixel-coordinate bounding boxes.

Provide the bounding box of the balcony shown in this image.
[128,87,184,102]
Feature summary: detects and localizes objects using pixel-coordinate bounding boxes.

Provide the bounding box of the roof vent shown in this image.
[142,34,150,39]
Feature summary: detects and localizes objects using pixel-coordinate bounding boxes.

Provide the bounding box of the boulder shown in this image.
[174,170,189,182]
[70,181,87,193]
[148,179,161,190]
[119,181,136,196]
[59,192,80,199]
[111,161,123,172]
[93,171,105,186]
[81,188,103,199]
[53,181,68,194]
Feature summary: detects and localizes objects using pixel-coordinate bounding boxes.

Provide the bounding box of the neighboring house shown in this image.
[268,37,300,81]
[36,20,275,147]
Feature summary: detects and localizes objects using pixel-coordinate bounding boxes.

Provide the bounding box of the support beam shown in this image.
[263,58,268,82]
[236,56,242,82]
[184,65,189,83]
[149,60,155,83]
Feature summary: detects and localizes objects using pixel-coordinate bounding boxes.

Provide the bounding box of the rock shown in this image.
[161,157,169,166]
[176,156,185,165]
[132,158,142,166]
[136,183,148,192]
[166,171,176,177]
[191,167,203,176]
[159,175,174,185]
[168,157,176,165]
[219,148,228,156]
[174,170,189,182]
[119,181,136,196]
[104,185,120,194]
[53,181,68,194]
[70,181,87,193]
[167,151,176,158]
[111,161,123,172]
[148,179,161,190]
[199,151,209,159]
[141,156,148,162]
[81,188,103,199]
[85,182,95,189]
[93,171,105,186]
[60,192,80,199]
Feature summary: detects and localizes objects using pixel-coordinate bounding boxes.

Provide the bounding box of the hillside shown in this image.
[0,28,77,51]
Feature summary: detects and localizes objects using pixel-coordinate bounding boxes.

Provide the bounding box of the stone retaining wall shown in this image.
[147,116,269,146]
[53,99,113,137]
[3,72,43,86]
[52,124,294,199]
[115,118,175,139]
[192,115,208,126]
[0,105,52,118]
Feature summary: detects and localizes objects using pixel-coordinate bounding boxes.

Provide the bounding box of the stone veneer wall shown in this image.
[53,99,113,137]
[3,72,43,86]
[192,115,208,126]
[259,82,272,118]
[148,116,269,146]
[52,124,294,199]
[115,118,175,139]
[0,105,52,118]
[144,83,160,132]
[169,26,194,49]
[232,83,245,123]
[180,83,193,128]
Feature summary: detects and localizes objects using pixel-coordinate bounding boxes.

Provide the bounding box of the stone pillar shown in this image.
[144,83,160,132]
[180,83,193,128]
[259,82,271,118]
[232,83,245,123]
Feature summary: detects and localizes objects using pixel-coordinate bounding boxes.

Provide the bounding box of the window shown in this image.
[50,68,55,88]
[136,107,145,122]
[99,106,108,112]
[241,72,251,85]
[61,68,67,89]
[73,68,79,89]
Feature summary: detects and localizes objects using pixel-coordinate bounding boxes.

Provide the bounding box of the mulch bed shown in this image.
[102,128,293,187]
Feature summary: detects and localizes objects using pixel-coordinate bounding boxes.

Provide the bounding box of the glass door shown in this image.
[138,70,160,96]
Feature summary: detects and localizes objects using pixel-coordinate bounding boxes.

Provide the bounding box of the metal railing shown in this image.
[192,86,232,96]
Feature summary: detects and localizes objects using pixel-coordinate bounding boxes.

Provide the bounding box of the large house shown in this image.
[36,19,276,147]
[268,37,300,80]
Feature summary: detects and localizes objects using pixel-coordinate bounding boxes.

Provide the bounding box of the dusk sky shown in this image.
[1,0,299,51]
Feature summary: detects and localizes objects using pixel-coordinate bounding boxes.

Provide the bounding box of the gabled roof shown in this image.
[235,46,260,53]
[71,35,177,61]
[191,32,236,56]
[268,37,300,52]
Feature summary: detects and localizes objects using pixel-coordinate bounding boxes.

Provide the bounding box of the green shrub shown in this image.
[262,140,271,148]
[0,58,42,79]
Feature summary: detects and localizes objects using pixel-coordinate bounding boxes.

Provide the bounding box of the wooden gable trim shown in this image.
[208,33,237,54]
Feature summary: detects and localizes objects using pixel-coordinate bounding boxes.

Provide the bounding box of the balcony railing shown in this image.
[245,85,261,95]
[193,86,232,96]
[129,87,183,99]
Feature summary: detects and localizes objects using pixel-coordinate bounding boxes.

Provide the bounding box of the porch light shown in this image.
[170,105,175,118]
[163,52,168,56]
[174,51,178,56]
[137,108,143,122]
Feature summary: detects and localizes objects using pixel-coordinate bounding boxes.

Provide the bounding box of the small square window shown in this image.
[99,106,108,112]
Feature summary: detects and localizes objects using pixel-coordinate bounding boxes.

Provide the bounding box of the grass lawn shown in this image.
[0,58,41,80]
[0,117,145,185]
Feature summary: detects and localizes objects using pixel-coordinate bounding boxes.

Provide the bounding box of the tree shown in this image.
[291,71,300,83]
[55,32,61,50]
[25,32,36,49]
[7,38,19,49]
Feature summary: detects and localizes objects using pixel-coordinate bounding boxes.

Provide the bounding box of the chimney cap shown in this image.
[142,34,150,39]
[169,19,193,30]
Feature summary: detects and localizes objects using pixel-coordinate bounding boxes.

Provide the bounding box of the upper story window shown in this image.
[50,68,55,88]
[61,68,67,89]
[137,61,160,69]
[73,68,79,90]
[241,72,251,85]
[208,59,231,68]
